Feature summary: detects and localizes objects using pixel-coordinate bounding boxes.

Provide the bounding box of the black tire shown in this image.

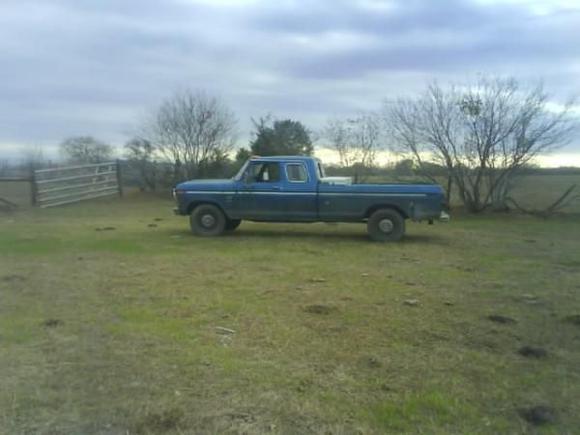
[225,219,242,231]
[190,204,226,237]
[367,208,405,242]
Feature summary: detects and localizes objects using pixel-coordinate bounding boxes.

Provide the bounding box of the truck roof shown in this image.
[249,155,319,162]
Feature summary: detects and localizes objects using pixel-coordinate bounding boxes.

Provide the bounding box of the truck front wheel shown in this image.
[190,204,226,236]
[367,208,405,242]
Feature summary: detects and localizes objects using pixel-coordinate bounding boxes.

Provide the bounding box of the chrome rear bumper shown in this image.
[439,211,450,222]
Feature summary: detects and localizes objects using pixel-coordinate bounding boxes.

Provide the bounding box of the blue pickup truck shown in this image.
[173,156,448,241]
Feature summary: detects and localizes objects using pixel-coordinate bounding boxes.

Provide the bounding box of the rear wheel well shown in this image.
[186,201,229,218]
[365,204,407,220]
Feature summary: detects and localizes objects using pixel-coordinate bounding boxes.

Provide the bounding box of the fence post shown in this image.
[30,168,37,206]
[116,160,123,197]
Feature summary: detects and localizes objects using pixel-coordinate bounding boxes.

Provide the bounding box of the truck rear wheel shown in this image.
[367,208,405,242]
[190,204,226,236]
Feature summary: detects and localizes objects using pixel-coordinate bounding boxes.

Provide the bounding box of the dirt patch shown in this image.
[154,218,164,222]
[95,227,116,231]
[148,224,158,228]
[563,314,580,326]
[304,304,335,315]
[518,346,548,358]
[227,412,256,424]
[518,405,557,426]
[380,383,394,392]
[364,356,382,368]
[487,314,517,324]
[43,319,63,328]
[1,274,26,282]
[134,408,184,433]
[309,278,327,283]
[519,294,541,305]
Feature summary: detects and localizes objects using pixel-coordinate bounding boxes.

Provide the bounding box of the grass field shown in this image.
[1,193,580,434]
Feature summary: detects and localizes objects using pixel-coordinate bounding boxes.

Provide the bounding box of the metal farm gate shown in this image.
[33,161,122,208]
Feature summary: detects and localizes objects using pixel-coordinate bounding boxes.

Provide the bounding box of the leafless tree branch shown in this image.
[384,76,578,212]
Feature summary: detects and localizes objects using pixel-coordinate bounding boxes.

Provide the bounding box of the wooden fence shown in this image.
[33,161,122,208]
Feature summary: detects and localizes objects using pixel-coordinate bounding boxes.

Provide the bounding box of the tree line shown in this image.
[48,76,577,213]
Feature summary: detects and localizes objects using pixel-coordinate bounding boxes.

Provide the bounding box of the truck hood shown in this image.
[176,179,235,191]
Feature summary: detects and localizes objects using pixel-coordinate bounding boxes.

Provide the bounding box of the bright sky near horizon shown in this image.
[1,0,579,166]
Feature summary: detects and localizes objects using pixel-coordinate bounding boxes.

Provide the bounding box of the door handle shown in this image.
[271,186,281,191]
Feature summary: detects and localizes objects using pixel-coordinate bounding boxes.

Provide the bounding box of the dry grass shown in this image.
[1,192,580,434]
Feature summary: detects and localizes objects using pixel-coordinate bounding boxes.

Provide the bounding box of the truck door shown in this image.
[235,161,285,220]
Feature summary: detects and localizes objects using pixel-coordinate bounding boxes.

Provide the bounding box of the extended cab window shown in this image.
[248,162,280,183]
[286,163,308,182]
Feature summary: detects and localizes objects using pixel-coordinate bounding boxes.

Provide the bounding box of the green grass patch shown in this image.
[1,193,580,433]
[371,391,479,432]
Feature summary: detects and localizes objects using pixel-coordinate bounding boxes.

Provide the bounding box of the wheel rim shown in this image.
[200,214,216,228]
[378,218,394,233]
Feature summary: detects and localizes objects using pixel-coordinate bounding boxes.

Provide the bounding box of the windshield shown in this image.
[233,160,249,181]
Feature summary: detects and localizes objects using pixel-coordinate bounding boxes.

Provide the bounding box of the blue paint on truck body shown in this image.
[174,156,446,225]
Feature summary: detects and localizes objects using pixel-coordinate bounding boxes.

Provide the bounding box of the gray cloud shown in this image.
[0,0,579,160]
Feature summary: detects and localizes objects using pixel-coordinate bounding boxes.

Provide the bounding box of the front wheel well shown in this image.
[186,201,229,218]
[365,204,408,220]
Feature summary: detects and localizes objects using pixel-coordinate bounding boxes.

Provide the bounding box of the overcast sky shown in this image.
[1,0,579,163]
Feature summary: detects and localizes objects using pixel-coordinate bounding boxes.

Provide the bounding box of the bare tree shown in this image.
[349,113,383,171]
[323,113,385,182]
[383,95,454,200]
[324,118,359,167]
[384,77,577,212]
[148,90,237,181]
[60,136,113,164]
[124,137,157,190]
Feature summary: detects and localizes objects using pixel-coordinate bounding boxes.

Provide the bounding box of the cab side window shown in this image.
[286,163,308,182]
[248,162,280,183]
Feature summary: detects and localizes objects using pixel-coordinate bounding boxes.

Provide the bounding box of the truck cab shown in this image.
[232,156,320,221]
